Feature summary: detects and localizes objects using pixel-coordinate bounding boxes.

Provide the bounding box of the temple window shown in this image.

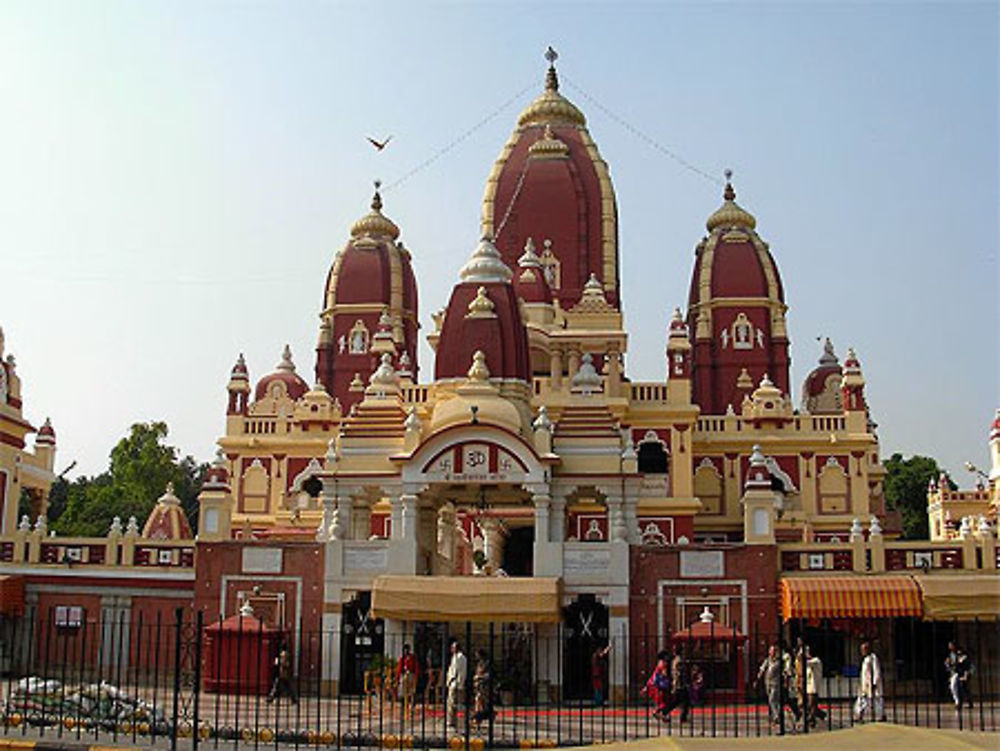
[637,431,669,474]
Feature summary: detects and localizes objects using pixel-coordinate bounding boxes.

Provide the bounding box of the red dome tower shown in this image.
[687,176,790,414]
[434,237,531,383]
[481,49,619,310]
[315,187,419,411]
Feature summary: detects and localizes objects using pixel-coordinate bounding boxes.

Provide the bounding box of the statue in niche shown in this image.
[540,239,561,289]
[732,313,753,350]
[348,320,369,354]
[584,519,604,541]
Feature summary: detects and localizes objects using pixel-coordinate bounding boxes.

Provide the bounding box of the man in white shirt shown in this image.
[446,639,467,730]
[854,641,885,722]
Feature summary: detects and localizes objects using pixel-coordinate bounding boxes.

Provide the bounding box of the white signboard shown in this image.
[680,550,724,578]
[242,547,283,574]
[345,546,388,572]
[564,548,611,577]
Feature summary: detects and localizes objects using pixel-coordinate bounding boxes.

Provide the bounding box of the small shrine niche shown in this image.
[347,320,370,354]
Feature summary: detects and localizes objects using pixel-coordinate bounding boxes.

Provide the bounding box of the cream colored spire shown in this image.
[460,236,513,284]
[276,344,295,372]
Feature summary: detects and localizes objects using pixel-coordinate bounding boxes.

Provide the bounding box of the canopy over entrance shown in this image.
[916,574,1000,620]
[371,575,562,623]
[780,575,922,621]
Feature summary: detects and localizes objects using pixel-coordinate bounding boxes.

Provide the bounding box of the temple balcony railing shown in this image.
[778,533,997,574]
[0,526,196,571]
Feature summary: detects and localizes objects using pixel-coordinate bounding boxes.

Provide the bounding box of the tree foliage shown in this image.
[52,422,206,538]
[883,452,953,540]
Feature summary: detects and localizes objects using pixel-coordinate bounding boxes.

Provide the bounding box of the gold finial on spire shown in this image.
[351,178,400,239]
[545,46,559,91]
[723,169,736,201]
[518,46,585,127]
[706,167,756,232]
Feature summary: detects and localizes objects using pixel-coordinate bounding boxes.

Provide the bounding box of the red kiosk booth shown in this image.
[203,601,286,694]
[671,607,747,701]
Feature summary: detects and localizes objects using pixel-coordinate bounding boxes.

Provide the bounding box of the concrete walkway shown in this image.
[591,723,999,750]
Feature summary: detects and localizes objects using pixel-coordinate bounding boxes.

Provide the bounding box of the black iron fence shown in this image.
[0,610,997,748]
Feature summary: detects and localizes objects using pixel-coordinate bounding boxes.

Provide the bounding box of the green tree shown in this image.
[53,422,206,537]
[883,453,953,540]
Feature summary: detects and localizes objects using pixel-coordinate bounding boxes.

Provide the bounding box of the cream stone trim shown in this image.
[481,131,522,237]
[578,128,618,294]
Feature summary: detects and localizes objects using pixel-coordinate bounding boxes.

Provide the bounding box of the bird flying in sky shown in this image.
[367,135,392,151]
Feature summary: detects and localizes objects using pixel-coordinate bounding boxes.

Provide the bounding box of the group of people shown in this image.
[443,640,495,731]
[754,639,826,730]
[641,646,705,723]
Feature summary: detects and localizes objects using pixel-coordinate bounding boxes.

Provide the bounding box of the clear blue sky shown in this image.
[1,1,996,482]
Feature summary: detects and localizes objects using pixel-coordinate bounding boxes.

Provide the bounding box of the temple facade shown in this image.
[203,55,907,691]
[0,53,996,702]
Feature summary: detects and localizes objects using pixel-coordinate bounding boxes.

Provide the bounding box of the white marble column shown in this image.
[318,492,335,541]
[400,494,418,539]
[550,348,564,391]
[480,517,506,572]
[550,496,566,543]
[533,493,551,544]
[606,496,627,543]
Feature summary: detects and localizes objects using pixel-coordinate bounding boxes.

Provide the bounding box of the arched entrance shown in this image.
[339,592,384,695]
[563,594,609,700]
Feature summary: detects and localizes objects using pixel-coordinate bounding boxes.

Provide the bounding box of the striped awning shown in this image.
[781,575,922,621]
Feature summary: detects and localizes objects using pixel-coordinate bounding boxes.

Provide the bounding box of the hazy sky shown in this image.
[1,2,996,483]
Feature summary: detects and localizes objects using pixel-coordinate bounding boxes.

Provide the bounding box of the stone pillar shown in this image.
[400,494,418,540]
[336,494,353,541]
[550,348,563,391]
[533,494,551,544]
[606,496,627,543]
[318,493,335,541]
[480,517,506,572]
[567,348,581,382]
[868,521,885,572]
[606,348,622,398]
[100,595,132,669]
[624,495,639,544]
[352,498,371,541]
[550,496,566,543]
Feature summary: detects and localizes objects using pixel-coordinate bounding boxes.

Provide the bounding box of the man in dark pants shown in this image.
[664,645,691,722]
[267,643,298,704]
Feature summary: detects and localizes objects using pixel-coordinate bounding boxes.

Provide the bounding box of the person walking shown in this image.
[854,641,885,722]
[946,644,974,711]
[591,642,611,706]
[664,645,691,723]
[396,643,419,715]
[805,646,826,727]
[445,640,467,731]
[641,650,671,720]
[472,649,493,728]
[267,643,298,704]
[755,644,783,728]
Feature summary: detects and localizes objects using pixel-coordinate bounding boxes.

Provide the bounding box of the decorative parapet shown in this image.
[779,535,996,574]
[0,532,195,571]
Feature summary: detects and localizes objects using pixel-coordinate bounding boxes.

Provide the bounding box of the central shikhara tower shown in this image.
[205,52,888,670]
